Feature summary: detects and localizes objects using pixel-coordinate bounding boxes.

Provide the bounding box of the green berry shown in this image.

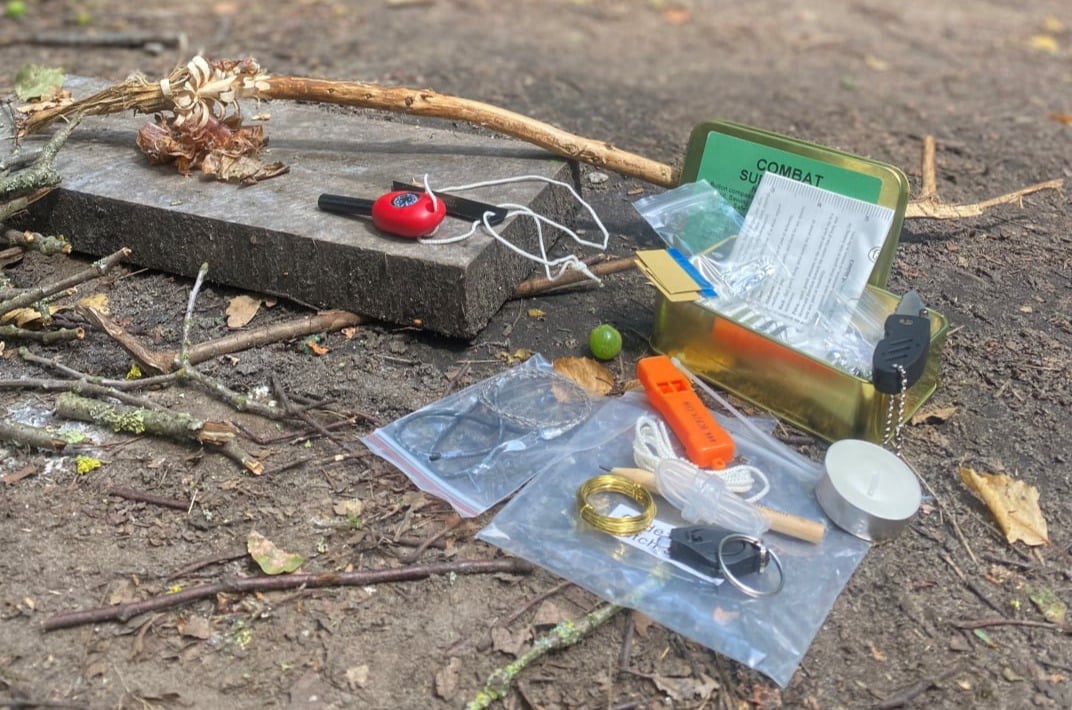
[589,324,622,360]
[5,1,26,19]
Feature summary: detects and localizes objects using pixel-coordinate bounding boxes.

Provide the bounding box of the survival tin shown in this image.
[644,120,948,443]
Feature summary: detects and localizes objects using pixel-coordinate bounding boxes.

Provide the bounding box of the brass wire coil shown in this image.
[576,474,656,535]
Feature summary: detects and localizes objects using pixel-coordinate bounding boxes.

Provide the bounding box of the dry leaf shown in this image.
[527,308,546,319]
[910,404,957,425]
[177,615,213,639]
[651,673,718,702]
[868,641,887,662]
[531,600,568,628]
[632,611,656,638]
[553,356,614,396]
[434,657,463,699]
[1049,112,1072,125]
[1028,586,1067,625]
[959,466,1049,546]
[226,294,261,329]
[333,499,363,517]
[77,293,110,314]
[345,665,369,690]
[661,8,691,25]
[1042,16,1065,33]
[490,625,525,657]
[864,55,890,71]
[247,530,304,574]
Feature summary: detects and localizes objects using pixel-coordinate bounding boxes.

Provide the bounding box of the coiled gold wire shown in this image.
[576,474,656,535]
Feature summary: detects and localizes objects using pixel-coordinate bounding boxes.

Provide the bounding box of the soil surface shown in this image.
[2,1,1071,709]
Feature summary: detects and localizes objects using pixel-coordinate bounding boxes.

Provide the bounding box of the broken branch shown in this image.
[0,247,130,317]
[81,303,365,374]
[0,324,83,343]
[0,420,67,452]
[468,603,624,709]
[53,391,261,474]
[511,255,638,299]
[44,557,535,630]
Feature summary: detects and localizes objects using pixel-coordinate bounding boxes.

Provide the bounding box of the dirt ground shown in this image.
[2,0,1071,708]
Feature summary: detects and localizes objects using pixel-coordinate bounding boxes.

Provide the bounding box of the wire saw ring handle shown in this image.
[717,534,785,598]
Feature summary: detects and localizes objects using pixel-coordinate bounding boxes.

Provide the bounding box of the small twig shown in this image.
[271,373,357,453]
[906,178,1063,219]
[953,618,1070,633]
[510,256,638,299]
[0,324,84,343]
[0,419,68,451]
[468,603,624,709]
[870,665,962,710]
[920,135,938,200]
[17,347,178,391]
[0,114,82,203]
[398,514,464,564]
[180,263,209,367]
[0,374,167,410]
[16,30,186,49]
[108,486,189,511]
[3,228,71,255]
[503,580,573,627]
[83,303,366,375]
[618,609,637,676]
[0,246,130,316]
[44,557,535,630]
[166,550,248,581]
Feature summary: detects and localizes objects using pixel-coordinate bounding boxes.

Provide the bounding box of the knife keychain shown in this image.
[872,290,931,455]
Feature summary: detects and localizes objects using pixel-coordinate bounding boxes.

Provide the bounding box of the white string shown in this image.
[415,175,610,283]
[632,414,770,502]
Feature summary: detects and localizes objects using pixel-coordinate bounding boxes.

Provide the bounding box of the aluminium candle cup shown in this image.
[816,439,922,542]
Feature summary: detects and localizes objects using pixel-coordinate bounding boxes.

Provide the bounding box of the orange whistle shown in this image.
[637,355,735,469]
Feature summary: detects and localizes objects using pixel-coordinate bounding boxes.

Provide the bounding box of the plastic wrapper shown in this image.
[478,392,869,687]
[363,355,596,517]
[633,180,744,258]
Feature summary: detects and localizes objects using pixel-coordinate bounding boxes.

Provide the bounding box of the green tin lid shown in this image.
[680,120,910,288]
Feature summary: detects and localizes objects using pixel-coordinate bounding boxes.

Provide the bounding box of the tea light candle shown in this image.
[816,439,922,541]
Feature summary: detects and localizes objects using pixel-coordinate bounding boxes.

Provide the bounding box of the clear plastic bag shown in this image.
[478,392,869,687]
[633,180,745,258]
[362,355,596,517]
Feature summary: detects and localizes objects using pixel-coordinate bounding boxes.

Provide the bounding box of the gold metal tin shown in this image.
[650,120,947,443]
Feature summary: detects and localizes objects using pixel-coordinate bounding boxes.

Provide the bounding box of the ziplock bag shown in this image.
[362,355,596,517]
[634,179,744,258]
[478,391,870,687]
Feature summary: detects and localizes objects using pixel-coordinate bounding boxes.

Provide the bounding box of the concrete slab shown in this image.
[3,77,576,338]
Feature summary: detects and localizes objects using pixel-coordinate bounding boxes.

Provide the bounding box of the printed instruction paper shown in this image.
[730,171,894,328]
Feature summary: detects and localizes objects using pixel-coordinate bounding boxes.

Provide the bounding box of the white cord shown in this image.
[414,174,610,283]
[632,414,770,502]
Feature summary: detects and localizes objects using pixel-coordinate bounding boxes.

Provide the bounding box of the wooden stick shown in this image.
[44,557,535,630]
[511,256,638,299]
[610,466,826,544]
[0,247,130,316]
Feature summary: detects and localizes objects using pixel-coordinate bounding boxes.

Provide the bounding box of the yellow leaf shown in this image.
[959,466,1049,546]
[77,292,110,314]
[247,530,304,575]
[553,356,614,396]
[75,456,102,475]
[1,305,60,327]
[527,308,546,319]
[226,294,262,329]
[1028,34,1060,53]
[125,363,143,380]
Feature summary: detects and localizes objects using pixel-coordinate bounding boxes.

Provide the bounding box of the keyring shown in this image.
[717,534,785,598]
[577,474,656,536]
